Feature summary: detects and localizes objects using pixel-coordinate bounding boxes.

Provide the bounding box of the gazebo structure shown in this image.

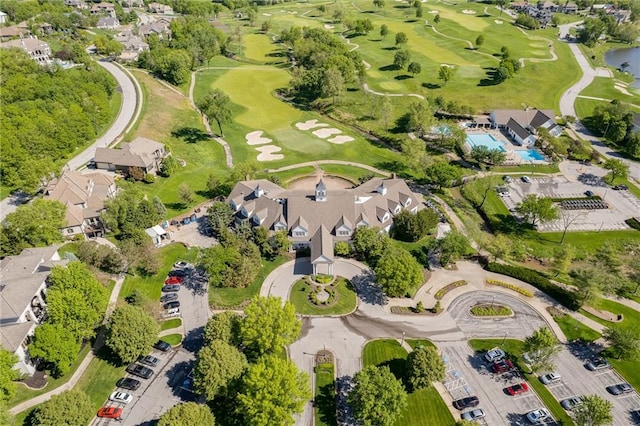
[310,225,334,277]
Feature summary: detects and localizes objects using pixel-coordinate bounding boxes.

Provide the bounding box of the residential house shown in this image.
[138,19,171,39]
[90,2,117,18]
[0,25,29,41]
[0,246,67,375]
[537,1,558,12]
[611,9,631,23]
[0,37,51,65]
[65,0,88,8]
[227,177,425,273]
[97,16,120,29]
[121,0,144,7]
[93,137,167,175]
[562,2,578,13]
[490,109,562,146]
[0,11,8,24]
[147,2,173,15]
[116,31,149,60]
[44,170,117,239]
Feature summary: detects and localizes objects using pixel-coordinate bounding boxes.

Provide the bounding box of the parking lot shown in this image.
[441,342,556,426]
[500,174,640,232]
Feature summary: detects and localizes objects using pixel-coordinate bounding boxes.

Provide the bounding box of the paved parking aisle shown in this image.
[441,342,557,426]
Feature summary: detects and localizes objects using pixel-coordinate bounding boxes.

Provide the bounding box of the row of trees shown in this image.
[578,14,639,46]
[588,101,640,159]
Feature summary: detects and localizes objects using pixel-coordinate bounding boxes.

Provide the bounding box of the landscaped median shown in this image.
[289,277,357,316]
[314,361,336,426]
[485,279,533,297]
[434,280,468,300]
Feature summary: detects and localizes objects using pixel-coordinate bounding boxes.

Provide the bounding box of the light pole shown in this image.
[502,331,509,345]
[490,295,496,309]
[401,331,406,347]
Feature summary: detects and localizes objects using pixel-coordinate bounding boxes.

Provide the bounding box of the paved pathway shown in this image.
[267,160,391,177]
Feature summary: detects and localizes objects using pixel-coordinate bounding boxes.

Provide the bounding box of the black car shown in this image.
[116,377,141,391]
[168,269,187,277]
[126,364,154,379]
[162,284,180,293]
[160,293,178,303]
[164,301,180,310]
[139,355,160,367]
[453,396,479,410]
[613,185,628,190]
[607,383,633,395]
[154,340,171,352]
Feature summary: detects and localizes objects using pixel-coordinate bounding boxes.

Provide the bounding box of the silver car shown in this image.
[461,408,486,421]
[539,372,561,385]
[560,396,581,410]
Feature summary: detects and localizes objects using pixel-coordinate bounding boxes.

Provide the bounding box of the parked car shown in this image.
[607,383,633,395]
[506,382,529,395]
[613,184,628,190]
[162,284,180,293]
[165,307,180,315]
[164,301,180,310]
[503,175,512,183]
[521,176,532,183]
[461,408,485,421]
[491,359,515,374]
[139,355,160,367]
[526,408,550,423]
[160,293,178,303]
[585,190,594,197]
[174,261,190,268]
[154,340,171,352]
[165,276,184,285]
[585,358,610,371]
[116,378,140,391]
[126,364,154,379]
[109,391,133,404]
[453,396,480,410]
[485,348,506,362]
[560,396,582,410]
[97,407,122,419]
[539,372,561,385]
[168,269,187,277]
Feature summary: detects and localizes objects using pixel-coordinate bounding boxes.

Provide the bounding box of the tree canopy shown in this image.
[239,296,301,356]
[158,403,215,426]
[0,199,66,256]
[407,346,446,391]
[516,194,559,226]
[374,246,423,297]
[348,365,408,426]
[197,89,232,137]
[106,305,160,363]
[29,323,80,378]
[523,327,561,373]
[392,209,439,242]
[237,356,311,426]
[193,339,247,400]
[573,394,613,426]
[204,311,241,346]
[602,327,640,360]
[352,227,391,266]
[102,182,165,240]
[32,390,93,426]
[0,349,19,402]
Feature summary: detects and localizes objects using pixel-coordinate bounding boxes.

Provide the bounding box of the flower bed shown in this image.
[434,280,468,300]
[486,279,533,297]
[470,304,513,316]
[309,286,336,306]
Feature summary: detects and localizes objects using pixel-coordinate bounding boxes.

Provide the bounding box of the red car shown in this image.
[506,382,529,395]
[491,359,514,374]
[97,406,122,419]
[165,276,184,285]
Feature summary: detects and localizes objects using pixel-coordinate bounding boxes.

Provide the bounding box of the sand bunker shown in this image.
[246,130,272,146]
[324,24,334,29]
[494,19,503,24]
[429,10,439,14]
[313,128,342,139]
[327,135,354,144]
[614,84,632,96]
[255,145,284,161]
[440,63,454,68]
[462,9,477,14]
[262,13,271,16]
[296,119,329,131]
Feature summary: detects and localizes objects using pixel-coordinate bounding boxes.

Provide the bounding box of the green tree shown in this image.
[523,327,562,373]
[373,0,386,9]
[240,296,301,356]
[433,14,440,24]
[197,89,232,136]
[204,312,241,345]
[578,17,607,47]
[322,67,345,104]
[261,20,272,33]
[470,145,506,166]
[393,49,411,70]
[461,176,501,209]
[550,244,575,277]
[334,241,351,256]
[405,99,433,137]
[272,230,291,255]
[207,201,234,236]
[423,161,462,189]
[374,246,423,297]
[415,6,423,18]
[106,305,160,363]
[392,209,438,242]
[0,349,19,402]
[602,158,629,184]
[154,49,192,85]
[0,401,12,426]
[516,194,559,227]
[437,231,473,266]
[602,327,640,360]
[475,35,484,48]
[178,183,194,206]
[159,155,178,177]
[407,61,421,76]
[352,227,390,266]
[572,267,603,307]
[395,31,408,46]
[348,365,408,426]
[485,234,511,262]
[438,65,455,86]
[193,340,247,400]
[102,182,164,239]
[380,23,389,38]
[0,199,66,256]
[573,394,613,426]
[237,356,311,426]
[29,324,80,378]
[32,390,93,426]
[379,94,394,130]
[407,346,446,391]
[158,402,215,426]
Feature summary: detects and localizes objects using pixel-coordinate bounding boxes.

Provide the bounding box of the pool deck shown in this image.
[465,129,549,165]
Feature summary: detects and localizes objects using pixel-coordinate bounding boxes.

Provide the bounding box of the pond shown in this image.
[605,47,640,88]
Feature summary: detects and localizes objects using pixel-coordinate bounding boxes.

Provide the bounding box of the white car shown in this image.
[109,391,133,404]
[526,408,550,423]
[485,348,506,362]
[461,408,486,421]
[521,176,532,183]
[539,372,561,385]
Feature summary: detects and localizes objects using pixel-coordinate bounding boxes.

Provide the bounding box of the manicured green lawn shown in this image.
[242,32,284,64]
[162,333,183,346]
[266,166,316,185]
[492,163,560,174]
[580,77,640,103]
[289,278,357,315]
[160,318,182,331]
[552,313,601,342]
[119,243,196,305]
[315,363,337,426]
[75,351,126,410]
[209,255,288,308]
[319,164,385,182]
[579,298,640,331]
[406,339,436,350]
[362,339,454,426]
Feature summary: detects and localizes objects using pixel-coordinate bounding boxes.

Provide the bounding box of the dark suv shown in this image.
[126,364,154,379]
[453,396,479,410]
[116,377,141,391]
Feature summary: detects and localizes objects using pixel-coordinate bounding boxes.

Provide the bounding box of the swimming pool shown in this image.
[515,149,545,161]
[466,133,506,152]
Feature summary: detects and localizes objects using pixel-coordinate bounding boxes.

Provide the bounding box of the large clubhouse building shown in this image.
[227,177,425,275]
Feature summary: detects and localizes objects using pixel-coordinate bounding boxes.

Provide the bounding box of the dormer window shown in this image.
[382,212,389,223]
[393,205,401,214]
[405,198,412,207]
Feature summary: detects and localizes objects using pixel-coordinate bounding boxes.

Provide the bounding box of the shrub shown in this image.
[434,280,467,300]
[485,263,579,310]
[432,300,441,313]
[144,173,155,183]
[624,218,640,231]
[470,305,513,316]
[416,301,425,313]
[486,279,534,297]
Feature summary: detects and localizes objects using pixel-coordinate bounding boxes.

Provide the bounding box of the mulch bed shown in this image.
[20,369,47,390]
[390,306,438,315]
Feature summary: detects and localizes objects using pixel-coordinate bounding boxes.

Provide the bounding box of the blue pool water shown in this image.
[515,149,545,161]
[466,133,506,152]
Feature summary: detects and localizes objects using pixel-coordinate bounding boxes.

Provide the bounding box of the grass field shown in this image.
[289,278,358,315]
[362,339,455,426]
[579,77,640,103]
[552,313,601,342]
[75,348,126,411]
[162,333,183,346]
[315,363,336,426]
[579,298,640,331]
[160,318,182,331]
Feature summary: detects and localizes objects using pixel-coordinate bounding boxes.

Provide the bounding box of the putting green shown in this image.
[380,81,404,91]
[243,33,278,62]
[419,4,490,32]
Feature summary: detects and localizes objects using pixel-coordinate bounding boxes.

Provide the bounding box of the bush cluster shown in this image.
[309,286,336,306]
[470,305,513,316]
[486,279,534,297]
[434,280,467,300]
[485,263,579,310]
[624,218,640,231]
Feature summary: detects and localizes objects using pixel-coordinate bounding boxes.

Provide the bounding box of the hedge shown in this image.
[486,279,534,297]
[434,280,468,300]
[485,263,580,310]
[470,305,513,316]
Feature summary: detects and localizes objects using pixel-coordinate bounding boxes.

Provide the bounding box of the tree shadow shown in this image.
[393,4,411,8]
[166,202,187,211]
[315,382,338,426]
[395,74,412,80]
[422,82,441,89]
[381,46,397,51]
[165,359,193,398]
[350,271,387,305]
[182,326,204,353]
[379,64,397,71]
[577,173,606,187]
[478,68,502,87]
[405,19,419,23]
[94,343,126,367]
[375,160,406,173]
[171,127,210,144]
[566,340,605,363]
